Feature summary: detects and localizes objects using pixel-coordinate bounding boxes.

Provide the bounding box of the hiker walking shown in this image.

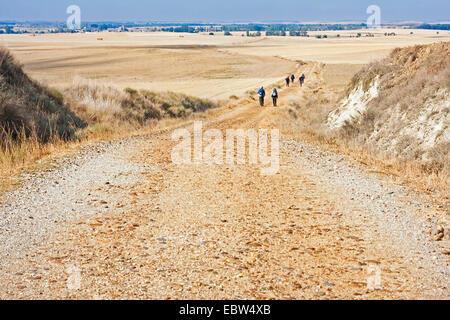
[271,88,278,107]
[258,87,266,107]
[285,76,290,87]
[299,73,305,87]
[290,73,295,83]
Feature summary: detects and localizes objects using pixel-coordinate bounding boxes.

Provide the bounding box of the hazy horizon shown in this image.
[0,0,449,24]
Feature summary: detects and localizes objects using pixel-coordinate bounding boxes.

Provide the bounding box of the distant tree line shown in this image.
[246,31,261,37]
[417,24,450,30]
[266,30,286,36]
[223,25,265,32]
[222,23,367,32]
[289,31,309,37]
[6,21,432,35]
[266,24,368,31]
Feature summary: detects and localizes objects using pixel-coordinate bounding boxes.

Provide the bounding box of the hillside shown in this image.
[0,48,86,142]
[327,42,450,175]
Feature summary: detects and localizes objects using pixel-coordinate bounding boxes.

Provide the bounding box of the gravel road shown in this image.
[0,80,448,300]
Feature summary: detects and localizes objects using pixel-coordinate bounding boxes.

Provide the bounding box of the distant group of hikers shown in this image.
[286,73,306,88]
[258,73,306,107]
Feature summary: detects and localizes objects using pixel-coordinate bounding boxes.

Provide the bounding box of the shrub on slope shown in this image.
[0,48,86,143]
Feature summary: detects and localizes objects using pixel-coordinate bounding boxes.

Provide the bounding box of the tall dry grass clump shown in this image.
[64,79,217,130]
[63,78,132,138]
[67,77,126,119]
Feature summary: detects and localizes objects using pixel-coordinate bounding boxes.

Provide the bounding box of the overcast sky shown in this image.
[0,0,449,23]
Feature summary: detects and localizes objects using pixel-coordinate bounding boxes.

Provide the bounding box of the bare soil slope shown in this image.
[328,42,450,177]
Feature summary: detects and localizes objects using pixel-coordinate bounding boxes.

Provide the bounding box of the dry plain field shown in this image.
[1,28,449,99]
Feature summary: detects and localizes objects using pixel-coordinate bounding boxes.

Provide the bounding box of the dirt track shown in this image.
[0,67,448,299]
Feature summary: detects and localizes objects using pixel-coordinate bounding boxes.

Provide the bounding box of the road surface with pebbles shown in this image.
[0,80,449,300]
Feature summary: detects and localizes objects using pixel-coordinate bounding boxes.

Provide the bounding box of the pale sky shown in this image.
[0,0,449,23]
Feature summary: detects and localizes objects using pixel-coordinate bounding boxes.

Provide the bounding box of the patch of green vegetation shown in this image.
[87,75,109,80]
[49,89,64,105]
[124,87,138,95]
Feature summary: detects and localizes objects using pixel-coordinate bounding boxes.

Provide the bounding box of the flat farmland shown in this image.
[0,33,294,99]
[1,29,449,99]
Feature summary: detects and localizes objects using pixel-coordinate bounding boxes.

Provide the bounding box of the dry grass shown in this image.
[65,79,217,127]
[0,126,74,193]
[284,108,449,194]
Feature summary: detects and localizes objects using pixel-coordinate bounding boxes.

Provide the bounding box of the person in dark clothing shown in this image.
[271,88,278,107]
[285,76,290,87]
[299,73,305,87]
[258,87,266,107]
[290,73,295,83]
